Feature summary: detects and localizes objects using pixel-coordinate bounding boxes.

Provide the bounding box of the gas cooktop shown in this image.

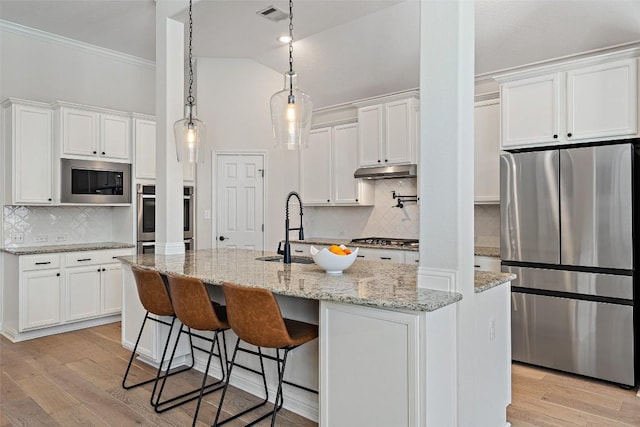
[350,237,419,247]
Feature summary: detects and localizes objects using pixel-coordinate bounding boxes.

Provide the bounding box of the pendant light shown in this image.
[270,0,312,150]
[174,0,206,163]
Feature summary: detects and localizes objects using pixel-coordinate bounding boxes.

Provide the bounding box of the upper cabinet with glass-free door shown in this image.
[55,102,131,162]
[355,93,419,167]
[498,55,638,150]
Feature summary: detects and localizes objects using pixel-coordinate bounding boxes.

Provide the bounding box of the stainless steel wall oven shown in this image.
[136,184,194,253]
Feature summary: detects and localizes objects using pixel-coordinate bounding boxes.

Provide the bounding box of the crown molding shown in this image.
[0,19,155,69]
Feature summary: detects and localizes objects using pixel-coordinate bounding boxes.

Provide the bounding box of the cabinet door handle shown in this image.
[294,250,304,253]
[35,261,51,265]
[101,151,106,155]
[97,268,101,272]
[102,268,106,272]
[93,150,97,154]
[567,132,572,137]
[384,159,388,162]
[56,273,60,277]
[380,257,392,260]
[77,258,92,262]
[553,134,558,139]
[414,259,419,263]
[377,160,381,163]
[48,198,52,201]
[474,264,481,268]
[357,255,365,258]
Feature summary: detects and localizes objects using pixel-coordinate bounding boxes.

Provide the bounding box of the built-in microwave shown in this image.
[61,159,131,204]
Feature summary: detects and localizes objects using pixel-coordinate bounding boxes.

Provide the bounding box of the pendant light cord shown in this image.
[288,0,294,98]
[187,0,195,118]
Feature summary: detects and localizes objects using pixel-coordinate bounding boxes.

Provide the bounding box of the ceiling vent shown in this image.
[256,5,289,22]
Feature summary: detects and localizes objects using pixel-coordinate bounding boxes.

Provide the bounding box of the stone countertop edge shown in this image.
[474,271,515,293]
[117,248,463,313]
[1,242,135,255]
[474,246,500,258]
[289,238,501,258]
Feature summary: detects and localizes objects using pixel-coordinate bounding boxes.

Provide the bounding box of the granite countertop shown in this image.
[118,248,463,312]
[289,238,500,258]
[287,238,419,252]
[474,246,500,258]
[474,271,515,293]
[1,242,135,256]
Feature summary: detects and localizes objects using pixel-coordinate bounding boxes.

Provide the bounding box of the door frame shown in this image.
[212,150,268,252]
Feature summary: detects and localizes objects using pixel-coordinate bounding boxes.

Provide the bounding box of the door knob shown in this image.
[219,236,228,241]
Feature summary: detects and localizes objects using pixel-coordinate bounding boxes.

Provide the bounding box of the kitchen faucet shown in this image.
[277,191,304,264]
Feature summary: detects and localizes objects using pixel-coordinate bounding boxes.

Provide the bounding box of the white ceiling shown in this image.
[2,0,640,108]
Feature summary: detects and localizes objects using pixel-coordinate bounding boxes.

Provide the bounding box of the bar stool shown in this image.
[215,282,319,426]
[122,266,196,410]
[165,273,230,426]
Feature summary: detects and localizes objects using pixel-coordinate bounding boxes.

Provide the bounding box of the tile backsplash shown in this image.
[3,206,114,247]
[305,178,501,248]
[474,204,500,248]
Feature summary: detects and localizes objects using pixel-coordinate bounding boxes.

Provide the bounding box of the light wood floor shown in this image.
[1,323,639,426]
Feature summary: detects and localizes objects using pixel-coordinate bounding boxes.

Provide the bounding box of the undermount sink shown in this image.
[255,255,315,264]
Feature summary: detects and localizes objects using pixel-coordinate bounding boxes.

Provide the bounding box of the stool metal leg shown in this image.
[123,313,181,390]
[153,325,226,414]
[270,348,289,427]
[150,323,196,409]
[191,330,224,427]
[214,339,270,426]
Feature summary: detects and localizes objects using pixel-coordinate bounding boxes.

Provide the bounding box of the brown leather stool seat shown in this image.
[214,282,318,426]
[122,266,197,412]
[165,274,230,427]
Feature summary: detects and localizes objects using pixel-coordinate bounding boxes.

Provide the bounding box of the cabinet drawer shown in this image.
[21,254,61,271]
[404,252,420,265]
[65,249,131,267]
[356,248,404,263]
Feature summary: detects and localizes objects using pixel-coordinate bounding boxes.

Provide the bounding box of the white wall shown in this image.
[195,58,298,251]
[0,22,155,114]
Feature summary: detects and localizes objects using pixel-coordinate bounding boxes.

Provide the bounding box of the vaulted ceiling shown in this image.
[2,0,639,108]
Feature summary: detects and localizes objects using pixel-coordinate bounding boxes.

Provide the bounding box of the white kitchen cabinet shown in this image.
[566,59,637,141]
[404,251,420,265]
[354,247,405,263]
[134,116,156,179]
[356,94,419,167]
[57,105,131,162]
[64,249,128,321]
[2,99,54,205]
[474,99,501,203]
[20,256,63,331]
[300,124,373,206]
[474,255,501,272]
[499,57,638,149]
[65,265,102,321]
[301,127,332,204]
[132,115,195,183]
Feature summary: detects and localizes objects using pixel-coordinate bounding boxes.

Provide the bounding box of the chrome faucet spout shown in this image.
[281,191,304,264]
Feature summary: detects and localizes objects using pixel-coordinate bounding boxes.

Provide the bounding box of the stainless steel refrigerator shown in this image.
[500,142,638,386]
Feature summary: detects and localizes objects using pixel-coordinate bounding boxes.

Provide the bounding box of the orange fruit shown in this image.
[343,248,352,255]
[329,245,346,255]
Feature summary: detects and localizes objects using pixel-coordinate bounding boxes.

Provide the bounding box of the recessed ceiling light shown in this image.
[278,35,292,44]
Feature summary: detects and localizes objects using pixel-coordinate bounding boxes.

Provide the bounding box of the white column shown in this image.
[155,1,186,255]
[418,0,476,425]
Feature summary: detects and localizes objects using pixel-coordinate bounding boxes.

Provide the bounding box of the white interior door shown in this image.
[216,154,265,251]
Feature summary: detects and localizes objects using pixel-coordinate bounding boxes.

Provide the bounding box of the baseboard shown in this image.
[1,315,120,343]
[191,351,319,422]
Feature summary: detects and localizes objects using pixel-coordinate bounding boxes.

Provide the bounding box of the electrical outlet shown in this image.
[489,318,496,341]
[204,209,211,220]
[56,234,67,242]
[35,234,48,243]
[11,233,24,244]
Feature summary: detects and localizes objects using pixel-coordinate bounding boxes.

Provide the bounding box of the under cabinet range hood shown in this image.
[354,164,417,180]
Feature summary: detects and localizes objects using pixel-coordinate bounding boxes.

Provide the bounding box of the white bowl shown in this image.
[309,245,358,274]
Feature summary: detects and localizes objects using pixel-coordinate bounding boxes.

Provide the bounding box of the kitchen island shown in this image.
[118,248,513,426]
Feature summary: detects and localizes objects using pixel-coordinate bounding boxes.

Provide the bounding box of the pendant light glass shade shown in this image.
[270,0,312,150]
[174,0,205,163]
[174,104,206,163]
[270,71,312,150]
